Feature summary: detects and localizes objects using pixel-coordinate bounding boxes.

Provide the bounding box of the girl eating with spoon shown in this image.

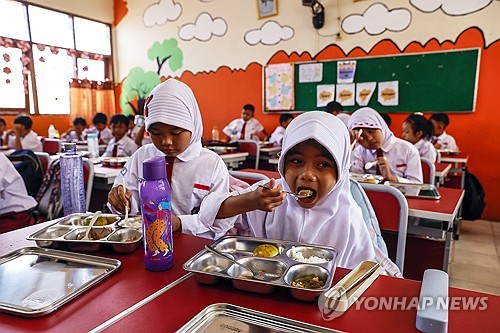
[348,107,422,184]
[198,111,400,275]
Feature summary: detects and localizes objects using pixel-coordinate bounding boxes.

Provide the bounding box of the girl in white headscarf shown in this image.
[199,111,394,270]
[108,79,232,239]
[348,107,422,184]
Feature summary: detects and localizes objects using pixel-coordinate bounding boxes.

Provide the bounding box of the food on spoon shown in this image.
[291,274,325,289]
[297,189,313,197]
[252,244,279,258]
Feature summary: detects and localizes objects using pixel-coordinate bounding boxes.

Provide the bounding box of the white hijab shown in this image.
[348,107,395,151]
[144,79,203,162]
[249,111,375,269]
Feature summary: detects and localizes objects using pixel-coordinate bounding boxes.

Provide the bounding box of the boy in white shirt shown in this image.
[0,153,37,233]
[430,113,459,151]
[223,104,268,141]
[62,117,87,142]
[8,115,42,152]
[92,112,113,145]
[101,114,138,158]
[268,114,293,145]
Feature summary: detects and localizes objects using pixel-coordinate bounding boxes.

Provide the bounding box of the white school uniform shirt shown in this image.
[348,107,423,184]
[414,139,437,163]
[98,127,113,144]
[8,130,42,152]
[64,129,87,142]
[434,131,458,151]
[223,118,264,140]
[268,125,285,145]
[200,111,378,269]
[0,153,37,214]
[101,135,138,158]
[112,144,231,239]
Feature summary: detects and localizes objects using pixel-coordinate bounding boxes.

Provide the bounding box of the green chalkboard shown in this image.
[265,49,480,113]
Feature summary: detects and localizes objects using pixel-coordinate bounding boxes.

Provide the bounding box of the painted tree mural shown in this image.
[120,38,183,115]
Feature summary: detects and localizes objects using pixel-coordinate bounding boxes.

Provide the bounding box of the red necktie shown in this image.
[112,144,118,157]
[375,148,384,175]
[240,122,246,140]
[165,156,175,186]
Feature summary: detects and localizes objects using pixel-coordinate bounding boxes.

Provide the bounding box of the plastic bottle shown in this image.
[48,124,57,138]
[211,126,219,141]
[59,142,86,215]
[139,156,173,271]
[87,130,99,159]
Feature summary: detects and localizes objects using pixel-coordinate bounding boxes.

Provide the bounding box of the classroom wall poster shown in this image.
[378,81,399,106]
[265,63,295,110]
[336,83,355,106]
[356,82,376,106]
[316,84,335,107]
[337,60,357,84]
[298,63,323,83]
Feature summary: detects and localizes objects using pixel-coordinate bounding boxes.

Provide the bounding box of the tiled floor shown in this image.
[449,219,500,295]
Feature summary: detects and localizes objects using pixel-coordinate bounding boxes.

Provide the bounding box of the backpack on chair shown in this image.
[7,150,43,198]
[462,170,486,220]
[35,159,63,220]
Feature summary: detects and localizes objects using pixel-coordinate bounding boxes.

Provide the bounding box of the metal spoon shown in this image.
[122,178,130,227]
[364,161,378,170]
[204,245,279,281]
[258,185,313,200]
[82,211,102,240]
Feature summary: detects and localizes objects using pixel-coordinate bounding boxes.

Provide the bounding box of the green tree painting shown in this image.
[120,38,183,115]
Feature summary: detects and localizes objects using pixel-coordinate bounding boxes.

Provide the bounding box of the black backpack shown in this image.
[462,170,486,220]
[7,150,44,198]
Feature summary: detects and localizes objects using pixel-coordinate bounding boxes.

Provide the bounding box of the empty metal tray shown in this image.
[0,247,120,317]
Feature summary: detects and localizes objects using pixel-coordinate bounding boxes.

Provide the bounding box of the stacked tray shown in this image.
[26,213,142,253]
[183,236,338,301]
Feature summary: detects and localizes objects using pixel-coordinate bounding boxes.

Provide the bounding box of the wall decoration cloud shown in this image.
[244,21,294,46]
[342,3,411,35]
[410,0,493,16]
[143,0,182,27]
[178,13,227,41]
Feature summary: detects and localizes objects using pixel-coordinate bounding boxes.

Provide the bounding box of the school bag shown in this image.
[7,150,43,198]
[35,159,63,220]
[462,170,486,220]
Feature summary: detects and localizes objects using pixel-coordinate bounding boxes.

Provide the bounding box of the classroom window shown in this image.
[0,0,113,115]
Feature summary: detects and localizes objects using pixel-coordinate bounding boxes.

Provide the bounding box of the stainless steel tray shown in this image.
[0,247,120,317]
[26,213,142,253]
[349,172,384,184]
[177,303,341,332]
[384,182,441,200]
[183,236,338,301]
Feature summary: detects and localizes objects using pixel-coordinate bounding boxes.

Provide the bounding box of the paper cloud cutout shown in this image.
[244,21,294,46]
[410,0,492,16]
[342,3,411,35]
[143,0,182,27]
[178,12,227,41]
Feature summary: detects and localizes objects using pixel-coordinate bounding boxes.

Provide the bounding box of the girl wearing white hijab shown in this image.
[199,111,389,270]
[108,79,232,239]
[348,107,422,184]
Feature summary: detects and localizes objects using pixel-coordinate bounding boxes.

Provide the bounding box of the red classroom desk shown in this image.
[0,223,208,332]
[434,162,452,186]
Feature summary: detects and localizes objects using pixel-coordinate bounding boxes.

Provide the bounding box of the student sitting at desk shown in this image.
[92,112,113,145]
[0,153,37,233]
[429,113,459,151]
[223,104,268,141]
[348,107,422,184]
[107,79,233,239]
[7,115,42,152]
[101,114,138,158]
[62,117,87,142]
[199,111,400,275]
[268,114,293,145]
[324,101,350,127]
[402,114,437,163]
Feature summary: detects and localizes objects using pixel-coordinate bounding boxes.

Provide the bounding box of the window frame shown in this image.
[0,0,114,116]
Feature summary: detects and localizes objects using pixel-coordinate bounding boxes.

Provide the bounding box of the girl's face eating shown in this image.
[284,139,338,208]
[149,122,192,158]
[356,127,384,150]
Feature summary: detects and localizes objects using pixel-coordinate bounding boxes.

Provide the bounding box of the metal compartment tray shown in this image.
[349,172,384,184]
[0,247,120,317]
[26,213,142,253]
[183,236,338,301]
[177,303,341,332]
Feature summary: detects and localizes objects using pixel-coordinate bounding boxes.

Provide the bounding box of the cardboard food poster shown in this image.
[265,63,295,110]
[336,83,355,106]
[356,82,376,106]
[316,84,335,107]
[378,81,399,106]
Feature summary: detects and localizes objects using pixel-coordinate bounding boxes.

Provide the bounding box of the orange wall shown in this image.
[175,28,499,221]
[2,115,71,137]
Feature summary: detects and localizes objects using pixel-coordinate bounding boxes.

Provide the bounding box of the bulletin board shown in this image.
[263,48,480,113]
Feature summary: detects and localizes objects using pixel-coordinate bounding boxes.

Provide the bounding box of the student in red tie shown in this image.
[348,107,422,184]
[222,104,268,141]
[91,112,113,145]
[107,79,233,239]
[101,114,138,158]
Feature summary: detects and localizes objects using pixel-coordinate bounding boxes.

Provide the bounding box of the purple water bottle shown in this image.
[139,156,173,271]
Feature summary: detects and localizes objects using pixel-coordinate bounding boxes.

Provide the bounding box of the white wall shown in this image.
[24,0,113,23]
